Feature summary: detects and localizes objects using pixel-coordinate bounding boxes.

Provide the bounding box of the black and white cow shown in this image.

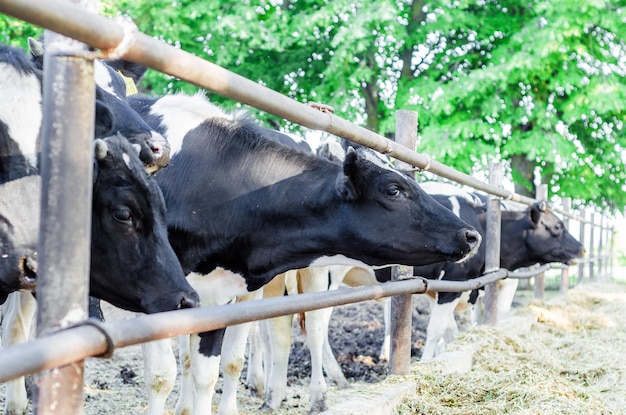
[248,180,585,413]
[0,136,200,415]
[0,43,42,184]
[0,43,199,415]
[0,136,199,311]
[27,37,170,172]
[406,182,585,360]
[116,90,481,415]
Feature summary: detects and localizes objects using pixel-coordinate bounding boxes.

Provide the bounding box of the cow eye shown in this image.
[384,184,402,199]
[112,207,133,225]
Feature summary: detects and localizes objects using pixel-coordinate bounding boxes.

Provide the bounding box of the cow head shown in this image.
[27,37,170,173]
[90,135,198,313]
[524,201,585,265]
[331,146,481,266]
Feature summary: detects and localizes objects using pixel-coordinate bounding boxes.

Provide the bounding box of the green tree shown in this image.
[1,15,42,48]
[4,0,626,211]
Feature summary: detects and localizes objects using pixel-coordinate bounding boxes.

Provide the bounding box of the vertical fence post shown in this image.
[589,211,596,282]
[389,110,417,375]
[482,162,502,325]
[34,22,95,415]
[533,184,548,300]
[560,197,571,295]
[610,226,615,278]
[577,207,586,284]
[598,216,605,280]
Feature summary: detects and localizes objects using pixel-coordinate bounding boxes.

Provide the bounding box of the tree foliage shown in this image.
[2,1,625,212]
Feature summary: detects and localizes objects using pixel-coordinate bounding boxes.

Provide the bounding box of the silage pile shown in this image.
[396,281,626,415]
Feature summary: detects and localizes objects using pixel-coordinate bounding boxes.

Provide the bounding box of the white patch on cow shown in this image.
[142,338,177,414]
[437,269,446,280]
[361,149,407,180]
[2,292,37,415]
[317,138,346,161]
[150,92,230,157]
[149,131,169,160]
[186,268,249,307]
[122,152,132,168]
[309,255,386,269]
[448,196,461,217]
[419,181,481,205]
[0,62,41,168]
[94,61,122,99]
[496,278,519,320]
[422,298,460,361]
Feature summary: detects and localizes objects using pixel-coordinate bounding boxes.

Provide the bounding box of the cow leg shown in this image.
[321,331,348,389]
[442,307,459,346]
[174,334,194,415]
[178,330,224,415]
[261,313,293,411]
[421,294,460,361]
[142,337,176,415]
[497,278,519,321]
[218,289,263,415]
[297,267,335,413]
[379,297,391,361]
[470,289,485,325]
[244,321,266,397]
[2,291,37,415]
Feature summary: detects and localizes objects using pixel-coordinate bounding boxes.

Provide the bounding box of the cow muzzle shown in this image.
[455,228,482,264]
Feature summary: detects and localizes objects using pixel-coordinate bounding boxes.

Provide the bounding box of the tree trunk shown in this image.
[510,154,536,197]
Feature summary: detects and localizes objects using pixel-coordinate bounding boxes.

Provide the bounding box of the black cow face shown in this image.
[525,202,585,265]
[334,147,481,266]
[90,136,198,313]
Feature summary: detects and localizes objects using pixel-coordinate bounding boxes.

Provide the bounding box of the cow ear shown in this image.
[335,147,359,201]
[94,139,109,161]
[94,102,114,138]
[529,203,543,226]
[105,59,148,85]
[93,139,109,182]
[28,37,43,57]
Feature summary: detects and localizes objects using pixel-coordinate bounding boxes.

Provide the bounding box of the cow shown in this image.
[27,37,171,172]
[0,136,201,415]
[245,172,585,413]
[0,42,200,415]
[115,90,482,415]
[0,43,42,183]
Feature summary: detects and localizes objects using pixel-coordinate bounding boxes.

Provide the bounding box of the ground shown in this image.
[1,277,625,414]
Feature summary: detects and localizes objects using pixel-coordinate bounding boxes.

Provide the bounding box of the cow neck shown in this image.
[159,121,346,289]
[499,209,534,269]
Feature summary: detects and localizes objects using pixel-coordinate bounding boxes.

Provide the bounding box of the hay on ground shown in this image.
[396,281,626,415]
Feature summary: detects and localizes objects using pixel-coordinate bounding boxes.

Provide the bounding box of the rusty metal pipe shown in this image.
[0,270,516,384]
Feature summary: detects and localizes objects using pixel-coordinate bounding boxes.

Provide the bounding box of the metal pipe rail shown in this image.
[506,263,566,279]
[0,269,507,384]
[0,0,535,206]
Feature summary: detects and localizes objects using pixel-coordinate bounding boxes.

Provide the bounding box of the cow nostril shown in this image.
[465,229,482,249]
[179,293,200,309]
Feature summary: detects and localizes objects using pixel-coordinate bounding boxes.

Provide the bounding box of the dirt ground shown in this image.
[1,278,625,414]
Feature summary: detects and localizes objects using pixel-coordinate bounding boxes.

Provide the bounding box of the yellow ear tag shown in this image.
[116,70,138,96]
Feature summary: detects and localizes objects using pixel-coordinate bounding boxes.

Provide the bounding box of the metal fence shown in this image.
[0,0,617,413]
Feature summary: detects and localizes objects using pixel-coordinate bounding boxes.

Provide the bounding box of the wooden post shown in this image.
[389,110,417,376]
[34,22,95,415]
[533,184,548,301]
[589,211,596,282]
[598,216,605,280]
[482,163,502,325]
[577,207,586,284]
[610,226,615,278]
[560,198,571,295]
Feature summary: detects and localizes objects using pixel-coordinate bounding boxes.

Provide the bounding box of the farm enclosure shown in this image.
[3,278,624,414]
